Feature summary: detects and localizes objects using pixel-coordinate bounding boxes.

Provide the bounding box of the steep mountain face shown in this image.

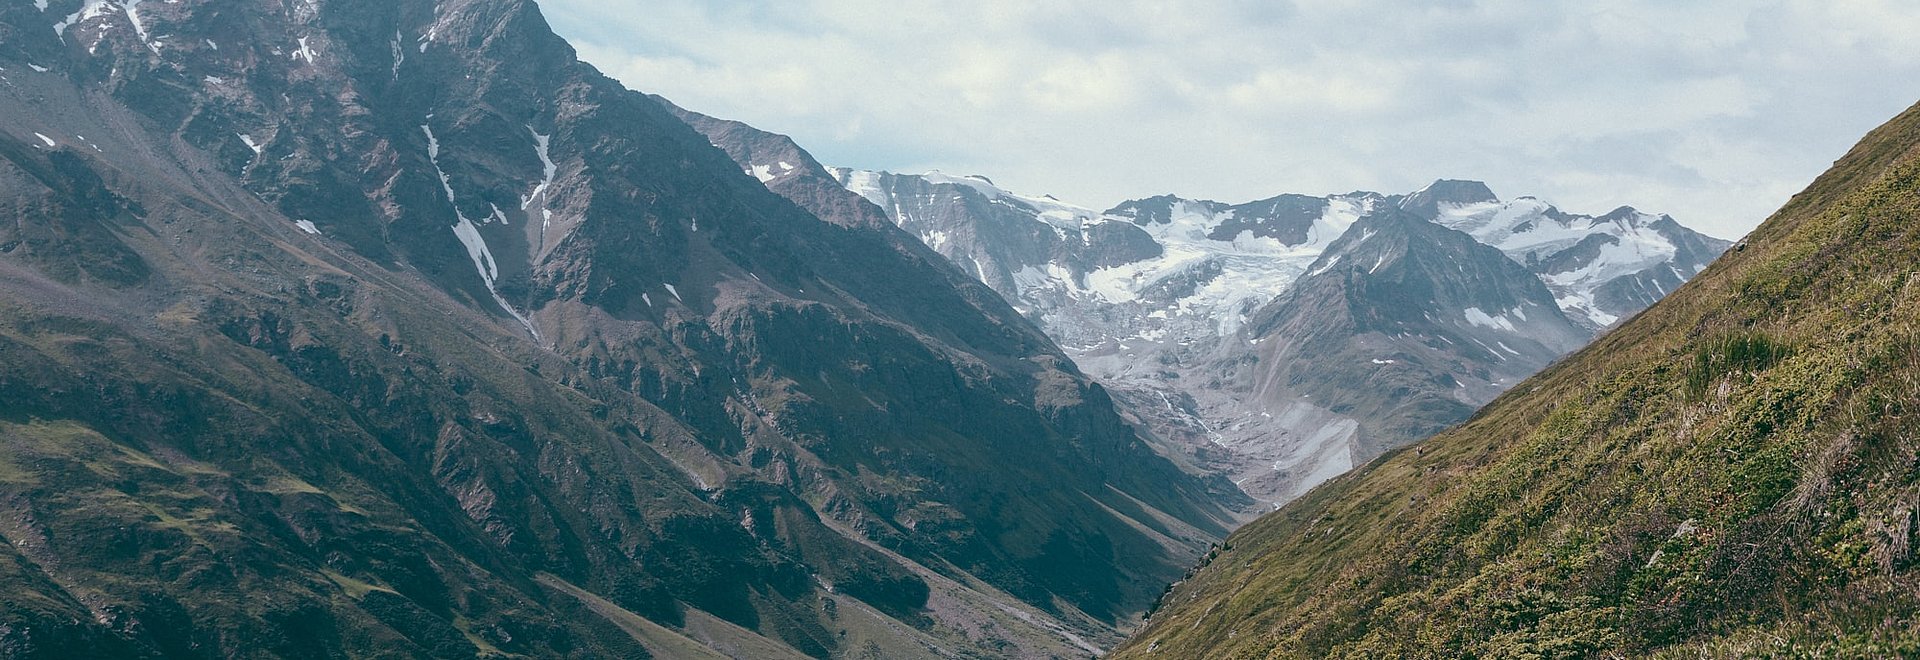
[0,0,1234,657]
[1115,101,1920,658]
[1235,207,1593,484]
[832,171,1722,504]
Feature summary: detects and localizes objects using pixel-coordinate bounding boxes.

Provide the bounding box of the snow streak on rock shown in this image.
[425,123,540,340]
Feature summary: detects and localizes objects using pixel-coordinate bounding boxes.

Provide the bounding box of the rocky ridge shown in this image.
[0,0,1233,656]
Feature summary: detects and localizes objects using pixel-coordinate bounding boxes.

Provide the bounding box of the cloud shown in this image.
[540,0,1920,239]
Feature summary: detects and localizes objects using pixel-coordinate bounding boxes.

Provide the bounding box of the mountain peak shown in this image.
[1399,179,1499,217]
[1424,179,1499,202]
[1597,205,1648,224]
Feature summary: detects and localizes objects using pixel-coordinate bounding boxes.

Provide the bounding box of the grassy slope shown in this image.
[1114,101,1920,659]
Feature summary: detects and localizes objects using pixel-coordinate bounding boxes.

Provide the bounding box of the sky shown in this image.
[537,0,1920,240]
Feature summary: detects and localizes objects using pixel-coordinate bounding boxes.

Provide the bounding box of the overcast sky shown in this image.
[537,0,1920,240]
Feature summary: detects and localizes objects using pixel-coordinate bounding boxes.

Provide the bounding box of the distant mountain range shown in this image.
[1115,98,1920,660]
[825,169,1729,504]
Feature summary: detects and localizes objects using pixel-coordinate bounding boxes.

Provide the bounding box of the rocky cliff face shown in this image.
[1240,206,1593,467]
[0,0,1232,656]
[830,172,1727,505]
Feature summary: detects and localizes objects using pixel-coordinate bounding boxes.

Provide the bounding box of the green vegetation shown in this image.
[1685,331,1793,401]
[1114,100,1920,658]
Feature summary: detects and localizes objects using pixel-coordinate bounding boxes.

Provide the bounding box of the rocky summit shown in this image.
[0,0,1238,657]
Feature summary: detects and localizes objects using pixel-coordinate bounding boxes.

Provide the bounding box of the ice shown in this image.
[123,0,155,50]
[54,0,114,39]
[390,32,405,80]
[843,169,1385,343]
[835,168,893,211]
[294,219,320,235]
[448,216,494,281]
[1463,307,1516,332]
[1080,195,1348,326]
[1306,255,1342,277]
[522,126,560,235]
[1436,196,1683,327]
[1555,290,1619,327]
[35,0,47,11]
[1045,263,1077,289]
[523,128,557,214]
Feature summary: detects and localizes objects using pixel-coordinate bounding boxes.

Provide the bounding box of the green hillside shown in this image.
[1114,101,1920,658]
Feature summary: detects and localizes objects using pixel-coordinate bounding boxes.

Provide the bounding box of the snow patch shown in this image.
[54,0,114,39]
[426,123,539,340]
[1306,255,1342,277]
[33,133,55,147]
[122,0,157,52]
[748,161,794,183]
[237,133,262,155]
[663,284,683,302]
[28,63,49,73]
[1437,197,1684,327]
[294,219,320,235]
[292,36,315,64]
[390,32,405,79]
[1463,307,1517,332]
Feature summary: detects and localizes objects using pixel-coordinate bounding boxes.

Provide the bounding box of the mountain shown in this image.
[1408,181,1734,329]
[652,99,1267,521]
[1236,206,1593,483]
[0,0,1235,657]
[832,170,1724,504]
[1114,100,1920,657]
